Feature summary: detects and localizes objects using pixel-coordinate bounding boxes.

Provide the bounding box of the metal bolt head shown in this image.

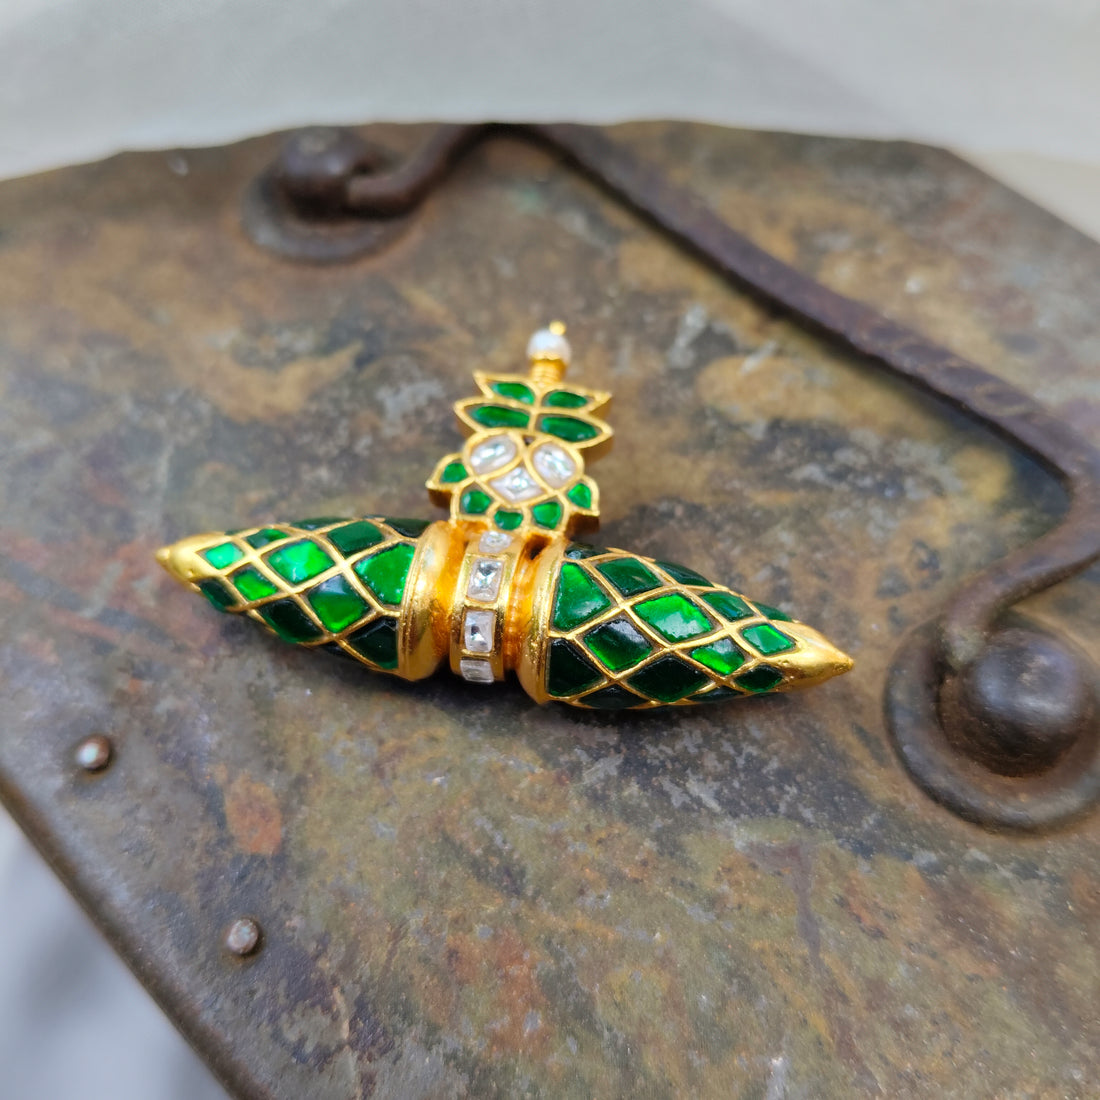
[74,735,112,772]
[224,917,262,957]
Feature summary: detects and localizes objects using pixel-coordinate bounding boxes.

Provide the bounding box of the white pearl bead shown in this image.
[526,327,572,364]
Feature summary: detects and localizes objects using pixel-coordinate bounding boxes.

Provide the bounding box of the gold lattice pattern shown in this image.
[544,543,827,708]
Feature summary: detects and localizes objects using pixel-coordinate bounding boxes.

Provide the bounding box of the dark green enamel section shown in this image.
[735,664,785,693]
[596,557,661,597]
[461,489,491,515]
[491,380,534,404]
[741,622,797,655]
[566,483,593,508]
[692,685,741,704]
[471,404,529,429]
[582,615,653,673]
[754,601,794,622]
[565,542,606,560]
[627,656,710,703]
[537,415,599,443]
[246,527,288,550]
[307,575,369,633]
[327,520,385,556]
[552,562,611,631]
[495,510,523,530]
[633,593,713,642]
[441,461,468,484]
[547,639,603,698]
[292,517,344,530]
[201,542,243,570]
[266,539,334,584]
[346,617,399,669]
[385,518,431,538]
[532,500,562,529]
[690,637,746,676]
[354,543,415,607]
[260,599,323,644]
[581,685,644,710]
[702,591,755,622]
[231,566,279,602]
[545,389,588,409]
[657,560,711,587]
[198,578,236,610]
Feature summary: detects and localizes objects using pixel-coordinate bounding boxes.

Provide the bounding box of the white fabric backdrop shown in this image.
[2,0,1100,181]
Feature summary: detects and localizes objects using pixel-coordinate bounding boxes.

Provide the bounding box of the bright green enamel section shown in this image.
[690,637,746,677]
[583,615,653,673]
[328,520,385,556]
[491,381,534,404]
[545,390,588,408]
[741,622,797,655]
[702,591,755,621]
[266,539,334,584]
[552,562,611,631]
[201,542,243,569]
[532,500,562,528]
[566,482,593,509]
[472,404,529,429]
[596,557,660,597]
[495,510,523,530]
[461,489,491,515]
[354,543,415,606]
[231,566,279,602]
[308,575,369,633]
[634,593,713,642]
[537,415,599,443]
[626,656,709,703]
[441,461,468,484]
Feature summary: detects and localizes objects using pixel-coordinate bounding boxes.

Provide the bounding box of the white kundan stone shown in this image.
[467,558,503,601]
[460,658,494,683]
[490,466,541,503]
[463,609,495,654]
[478,530,512,553]
[532,442,576,487]
[469,434,517,474]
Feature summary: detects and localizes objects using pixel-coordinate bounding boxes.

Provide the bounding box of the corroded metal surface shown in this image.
[1,123,1099,1098]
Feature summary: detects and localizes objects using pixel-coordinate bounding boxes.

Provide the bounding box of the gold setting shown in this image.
[158,324,853,708]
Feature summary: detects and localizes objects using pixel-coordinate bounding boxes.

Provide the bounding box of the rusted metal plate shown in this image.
[0,123,1098,1099]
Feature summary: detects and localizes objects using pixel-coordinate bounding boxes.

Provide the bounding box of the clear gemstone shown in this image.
[460,658,495,683]
[478,530,512,553]
[469,434,516,474]
[467,558,503,601]
[526,327,572,365]
[532,442,576,487]
[463,609,495,654]
[491,465,541,503]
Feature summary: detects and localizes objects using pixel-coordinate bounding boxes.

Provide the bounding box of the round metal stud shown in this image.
[224,917,262,957]
[74,734,112,772]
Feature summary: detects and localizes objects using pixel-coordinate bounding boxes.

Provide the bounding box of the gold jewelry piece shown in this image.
[158,324,852,709]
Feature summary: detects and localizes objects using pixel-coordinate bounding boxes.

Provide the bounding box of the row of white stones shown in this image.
[468,433,578,504]
[458,528,514,684]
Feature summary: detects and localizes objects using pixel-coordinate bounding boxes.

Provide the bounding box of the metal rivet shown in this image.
[224,917,262,956]
[74,735,112,772]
